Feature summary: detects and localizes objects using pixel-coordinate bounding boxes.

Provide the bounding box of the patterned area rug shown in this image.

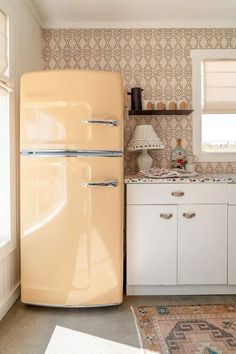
[131,304,236,354]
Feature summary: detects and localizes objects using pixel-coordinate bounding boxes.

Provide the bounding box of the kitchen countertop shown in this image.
[125,174,236,184]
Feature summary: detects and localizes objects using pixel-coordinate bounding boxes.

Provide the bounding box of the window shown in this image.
[191,49,236,161]
[0,7,14,253]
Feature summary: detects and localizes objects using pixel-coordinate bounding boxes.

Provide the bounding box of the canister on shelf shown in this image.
[156,101,166,110]
[166,100,177,110]
[143,100,154,110]
[177,100,188,110]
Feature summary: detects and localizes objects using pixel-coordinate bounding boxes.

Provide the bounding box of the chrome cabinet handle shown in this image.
[82,119,118,127]
[160,213,173,219]
[171,191,185,197]
[183,212,196,219]
[82,180,118,188]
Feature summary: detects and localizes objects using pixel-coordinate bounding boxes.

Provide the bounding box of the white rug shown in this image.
[45,326,149,354]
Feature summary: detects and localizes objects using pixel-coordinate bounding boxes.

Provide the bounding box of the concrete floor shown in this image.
[1,295,236,354]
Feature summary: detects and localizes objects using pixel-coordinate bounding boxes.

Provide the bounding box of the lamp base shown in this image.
[137,149,153,171]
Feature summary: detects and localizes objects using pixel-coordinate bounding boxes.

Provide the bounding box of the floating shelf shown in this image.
[129,109,194,116]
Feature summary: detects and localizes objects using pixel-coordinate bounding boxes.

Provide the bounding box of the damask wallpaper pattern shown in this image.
[42,28,236,174]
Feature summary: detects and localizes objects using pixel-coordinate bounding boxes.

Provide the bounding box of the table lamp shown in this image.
[128,124,164,171]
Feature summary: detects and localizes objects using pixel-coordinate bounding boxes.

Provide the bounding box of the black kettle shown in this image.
[128,87,143,110]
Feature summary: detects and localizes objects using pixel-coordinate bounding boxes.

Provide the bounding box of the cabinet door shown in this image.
[228,206,236,284]
[178,205,227,285]
[127,205,177,285]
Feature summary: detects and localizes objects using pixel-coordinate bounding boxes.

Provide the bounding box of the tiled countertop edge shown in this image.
[125,174,236,184]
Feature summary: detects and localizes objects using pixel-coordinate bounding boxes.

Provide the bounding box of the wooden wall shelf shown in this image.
[129,109,194,116]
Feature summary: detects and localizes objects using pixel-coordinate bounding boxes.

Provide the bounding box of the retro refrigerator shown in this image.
[20,70,124,307]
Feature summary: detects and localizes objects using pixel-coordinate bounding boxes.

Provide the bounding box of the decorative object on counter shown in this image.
[156,101,166,110]
[177,99,188,110]
[166,100,177,110]
[128,124,164,171]
[143,100,154,110]
[171,138,187,169]
[128,87,143,110]
[185,152,195,173]
[138,167,198,179]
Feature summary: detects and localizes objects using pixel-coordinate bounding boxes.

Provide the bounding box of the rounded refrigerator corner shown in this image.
[20,70,43,82]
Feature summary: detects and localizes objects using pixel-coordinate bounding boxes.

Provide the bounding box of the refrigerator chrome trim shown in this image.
[82,180,118,188]
[20,150,123,157]
[82,119,119,127]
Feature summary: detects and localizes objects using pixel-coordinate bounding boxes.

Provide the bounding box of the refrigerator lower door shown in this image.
[20,155,123,307]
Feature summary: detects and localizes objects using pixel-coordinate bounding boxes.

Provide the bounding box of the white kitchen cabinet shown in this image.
[126,182,234,295]
[227,185,236,284]
[178,204,227,285]
[228,184,236,205]
[127,205,177,285]
[228,206,236,284]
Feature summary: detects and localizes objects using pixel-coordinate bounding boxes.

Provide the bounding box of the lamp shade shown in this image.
[128,124,164,151]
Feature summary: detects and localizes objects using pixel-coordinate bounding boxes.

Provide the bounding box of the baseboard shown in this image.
[127,284,236,296]
[0,283,20,321]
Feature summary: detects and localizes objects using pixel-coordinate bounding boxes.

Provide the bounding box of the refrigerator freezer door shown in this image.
[20,70,123,152]
[20,155,123,306]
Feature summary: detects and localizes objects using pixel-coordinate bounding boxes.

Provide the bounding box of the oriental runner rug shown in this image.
[131,304,236,354]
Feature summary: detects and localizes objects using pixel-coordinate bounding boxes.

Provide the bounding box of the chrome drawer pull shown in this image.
[160,213,173,219]
[82,119,118,127]
[82,180,118,188]
[171,191,185,197]
[183,212,196,219]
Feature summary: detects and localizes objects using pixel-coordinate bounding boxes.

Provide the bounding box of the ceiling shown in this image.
[31,0,236,28]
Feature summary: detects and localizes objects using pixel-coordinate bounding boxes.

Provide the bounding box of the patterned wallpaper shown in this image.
[42,28,236,174]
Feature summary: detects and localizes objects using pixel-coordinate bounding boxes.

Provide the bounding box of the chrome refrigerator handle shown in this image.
[82,119,118,127]
[82,180,118,188]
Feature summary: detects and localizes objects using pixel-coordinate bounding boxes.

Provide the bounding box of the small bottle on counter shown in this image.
[171,138,187,169]
[185,152,195,173]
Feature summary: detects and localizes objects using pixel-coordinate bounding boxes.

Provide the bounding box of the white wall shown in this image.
[0,0,42,320]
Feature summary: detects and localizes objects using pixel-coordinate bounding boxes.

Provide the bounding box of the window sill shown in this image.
[196,152,236,163]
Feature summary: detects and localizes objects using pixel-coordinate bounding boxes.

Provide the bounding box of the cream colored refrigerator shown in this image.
[20,70,124,307]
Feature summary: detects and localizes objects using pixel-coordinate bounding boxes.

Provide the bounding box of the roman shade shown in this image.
[0,74,12,95]
[203,60,236,113]
[0,10,7,74]
[0,10,12,95]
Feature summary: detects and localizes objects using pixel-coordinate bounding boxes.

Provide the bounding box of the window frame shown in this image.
[0,0,16,259]
[191,49,236,162]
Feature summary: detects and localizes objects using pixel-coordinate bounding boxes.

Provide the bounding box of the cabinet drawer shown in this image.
[127,183,228,205]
